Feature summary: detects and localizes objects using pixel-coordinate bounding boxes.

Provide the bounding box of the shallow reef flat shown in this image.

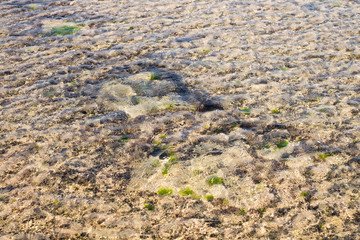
[0,0,360,239]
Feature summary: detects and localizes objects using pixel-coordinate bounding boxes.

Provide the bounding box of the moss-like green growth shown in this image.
[162,163,171,175]
[318,153,330,159]
[300,191,308,197]
[206,176,223,186]
[202,49,211,54]
[240,108,251,115]
[318,108,330,113]
[153,160,160,167]
[118,134,129,145]
[149,73,160,80]
[131,96,140,105]
[276,139,289,148]
[50,26,80,36]
[193,169,203,176]
[157,187,173,196]
[280,67,288,71]
[271,109,280,114]
[27,5,38,10]
[159,135,167,139]
[168,152,178,164]
[238,208,246,215]
[258,208,266,215]
[204,195,214,201]
[152,140,162,145]
[144,203,155,211]
[262,144,271,149]
[166,104,174,110]
[179,187,194,196]
[128,26,134,31]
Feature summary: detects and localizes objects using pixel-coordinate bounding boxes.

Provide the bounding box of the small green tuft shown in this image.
[238,208,246,215]
[159,135,166,139]
[128,26,134,31]
[318,152,330,159]
[157,187,173,196]
[202,49,211,54]
[193,169,203,176]
[179,187,194,196]
[300,191,308,197]
[50,26,80,36]
[166,104,174,110]
[153,160,160,167]
[162,163,171,175]
[263,144,271,149]
[204,195,214,201]
[271,109,280,114]
[149,73,160,80]
[144,203,155,211]
[168,153,178,164]
[276,139,289,148]
[152,140,162,145]
[206,176,223,186]
[240,108,251,115]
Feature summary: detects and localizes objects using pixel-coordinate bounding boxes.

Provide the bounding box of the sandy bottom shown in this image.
[1,0,360,239]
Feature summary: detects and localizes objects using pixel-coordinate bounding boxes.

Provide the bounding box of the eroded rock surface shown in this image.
[1,0,360,239]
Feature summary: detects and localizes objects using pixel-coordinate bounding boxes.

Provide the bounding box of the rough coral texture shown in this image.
[1,0,360,239]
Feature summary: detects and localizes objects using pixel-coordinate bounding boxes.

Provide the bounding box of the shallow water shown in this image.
[1,0,360,239]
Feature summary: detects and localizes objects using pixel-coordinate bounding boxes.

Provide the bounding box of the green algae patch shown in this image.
[50,26,80,36]
[179,187,194,196]
[276,139,289,149]
[206,176,223,186]
[157,187,173,196]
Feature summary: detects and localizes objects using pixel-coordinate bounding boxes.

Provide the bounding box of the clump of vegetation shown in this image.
[280,67,288,71]
[238,208,246,215]
[157,187,173,196]
[131,96,140,105]
[231,124,239,131]
[318,108,329,113]
[162,163,171,175]
[179,187,194,196]
[202,49,211,54]
[240,108,251,115]
[27,5,38,10]
[166,104,174,110]
[206,176,223,186]
[271,109,280,114]
[49,26,80,36]
[258,207,266,216]
[144,203,155,211]
[318,152,331,159]
[204,195,214,201]
[168,152,178,164]
[193,169,203,176]
[128,26,134,31]
[161,153,178,175]
[262,144,271,149]
[152,160,160,167]
[300,191,308,197]
[276,139,289,148]
[118,134,129,144]
[149,72,160,80]
[159,135,166,139]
